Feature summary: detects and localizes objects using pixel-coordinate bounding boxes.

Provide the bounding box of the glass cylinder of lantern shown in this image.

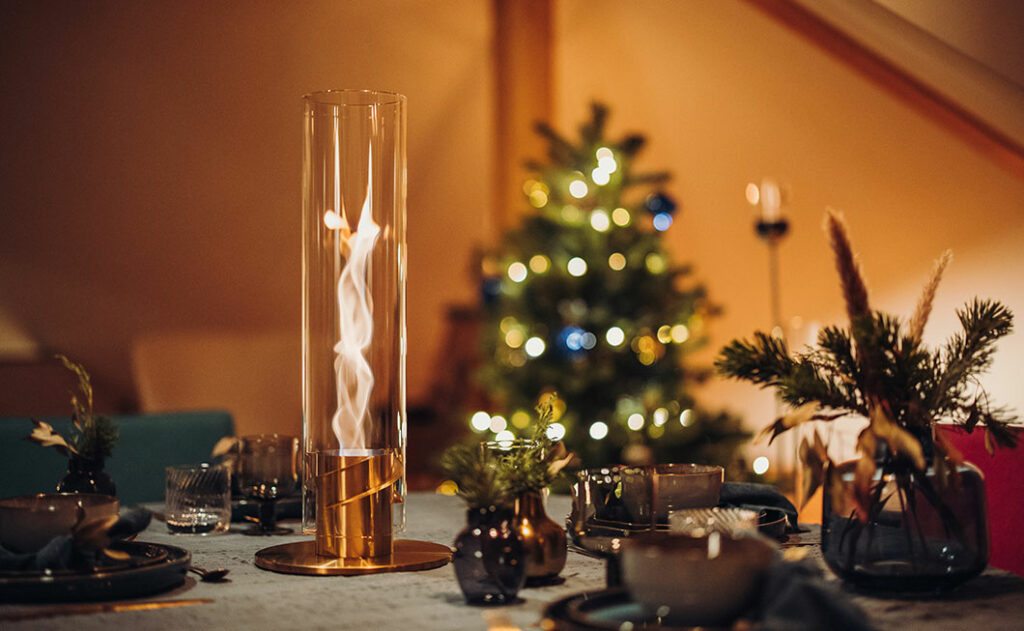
[301,90,407,560]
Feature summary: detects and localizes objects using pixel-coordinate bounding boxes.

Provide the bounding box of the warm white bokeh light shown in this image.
[589,421,609,440]
[567,257,588,277]
[507,261,527,283]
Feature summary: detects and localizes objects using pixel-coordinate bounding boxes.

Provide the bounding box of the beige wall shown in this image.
[0,1,494,433]
[3,1,1022,448]
[553,0,1024,463]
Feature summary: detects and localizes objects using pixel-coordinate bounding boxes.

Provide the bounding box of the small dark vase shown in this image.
[453,505,526,605]
[822,459,988,594]
[514,491,567,585]
[57,455,116,497]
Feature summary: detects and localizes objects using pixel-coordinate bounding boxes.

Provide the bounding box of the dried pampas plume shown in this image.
[824,209,870,324]
[907,250,952,344]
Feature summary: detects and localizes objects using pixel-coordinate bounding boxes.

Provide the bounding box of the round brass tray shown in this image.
[254,539,452,576]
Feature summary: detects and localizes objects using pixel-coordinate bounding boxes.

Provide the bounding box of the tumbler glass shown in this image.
[165,463,231,535]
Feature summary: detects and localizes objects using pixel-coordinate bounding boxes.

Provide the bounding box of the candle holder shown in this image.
[255,90,450,575]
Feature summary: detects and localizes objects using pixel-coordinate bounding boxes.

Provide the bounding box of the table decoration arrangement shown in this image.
[716,209,1019,592]
[26,355,118,496]
[441,438,525,604]
[487,394,573,585]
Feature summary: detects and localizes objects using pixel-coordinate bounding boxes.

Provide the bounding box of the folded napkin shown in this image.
[0,507,152,572]
[719,482,802,532]
[752,558,875,631]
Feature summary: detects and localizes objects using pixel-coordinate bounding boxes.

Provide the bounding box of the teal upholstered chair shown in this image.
[0,410,234,505]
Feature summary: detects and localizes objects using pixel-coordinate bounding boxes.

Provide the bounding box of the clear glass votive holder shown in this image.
[165,463,231,535]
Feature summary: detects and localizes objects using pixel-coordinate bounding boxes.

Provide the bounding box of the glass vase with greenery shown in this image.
[715,210,1018,591]
[28,355,119,496]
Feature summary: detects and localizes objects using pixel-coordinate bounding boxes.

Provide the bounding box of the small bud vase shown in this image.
[452,505,526,605]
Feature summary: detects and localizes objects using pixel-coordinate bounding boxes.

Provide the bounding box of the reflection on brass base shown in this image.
[254,539,452,576]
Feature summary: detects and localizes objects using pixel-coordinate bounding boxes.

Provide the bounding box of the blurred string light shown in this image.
[524,336,546,358]
[590,209,611,232]
[653,408,668,426]
[627,413,644,431]
[611,207,630,226]
[589,421,609,440]
[679,409,693,426]
[605,326,625,347]
[525,179,550,208]
[494,430,515,444]
[656,325,673,344]
[507,261,527,283]
[529,254,550,274]
[645,253,666,274]
[545,422,566,441]
[470,411,491,432]
[567,257,588,277]
[671,324,689,343]
[569,179,588,199]
[608,252,626,271]
[652,212,673,231]
[561,205,583,223]
[511,410,531,429]
[504,329,524,348]
[591,168,611,186]
[489,415,507,433]
[753,456,770,475]
[580,332,597,349]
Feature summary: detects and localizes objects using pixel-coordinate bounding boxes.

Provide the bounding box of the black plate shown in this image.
[0,541,190,603]
[544,588,734,631]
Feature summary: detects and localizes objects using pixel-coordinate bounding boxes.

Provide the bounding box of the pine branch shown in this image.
[934,299,1013,410]
[715,332,794,387]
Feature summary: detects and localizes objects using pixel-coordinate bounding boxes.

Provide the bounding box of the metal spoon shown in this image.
[188,565,231,582]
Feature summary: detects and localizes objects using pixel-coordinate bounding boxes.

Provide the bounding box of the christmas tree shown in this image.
[475,103,747,468]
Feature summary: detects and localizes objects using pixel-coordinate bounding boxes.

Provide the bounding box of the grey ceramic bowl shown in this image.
[0,493,119,553]
[620,531,775,626]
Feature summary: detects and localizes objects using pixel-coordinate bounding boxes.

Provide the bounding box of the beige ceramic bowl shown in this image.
[0,493,119,553]
[621,531,776,626]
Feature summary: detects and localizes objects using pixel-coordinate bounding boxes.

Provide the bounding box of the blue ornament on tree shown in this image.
[480,276,502,305]
[644,192,677,216]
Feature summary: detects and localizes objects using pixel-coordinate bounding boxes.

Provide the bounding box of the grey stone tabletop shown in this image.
[2,493,1023,630]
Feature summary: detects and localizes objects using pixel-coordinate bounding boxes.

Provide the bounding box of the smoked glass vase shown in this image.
[822,459,988,593]
[453,505,526,605]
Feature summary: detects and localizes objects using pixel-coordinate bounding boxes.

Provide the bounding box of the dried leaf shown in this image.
[27,419,76,456]
[853,428,878,522]
[798,430,829,509]
[211,436,239,458]
[757,402,820,445]
[73,514,119,550]
[104,548,131,561]
[546,442,575,477]
[868,399,925,470]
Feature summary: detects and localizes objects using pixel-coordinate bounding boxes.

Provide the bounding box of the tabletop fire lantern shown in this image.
[255,90,450,575]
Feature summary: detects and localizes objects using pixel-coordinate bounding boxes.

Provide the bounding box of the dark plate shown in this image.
[0,541,190,603]
[544,588,734,631]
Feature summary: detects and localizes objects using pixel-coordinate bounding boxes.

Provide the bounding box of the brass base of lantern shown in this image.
[254,539,452,576]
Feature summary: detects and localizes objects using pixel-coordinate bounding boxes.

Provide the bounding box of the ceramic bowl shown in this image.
[620,531,775,626]
[0,493,119,553]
